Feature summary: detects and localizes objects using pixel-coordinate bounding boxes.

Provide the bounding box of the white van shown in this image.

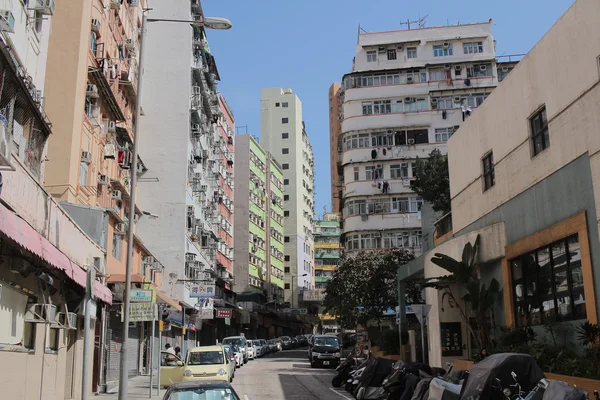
[222,336,250,363]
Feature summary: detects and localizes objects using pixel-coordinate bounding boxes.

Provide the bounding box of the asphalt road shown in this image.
[231,349,352,400]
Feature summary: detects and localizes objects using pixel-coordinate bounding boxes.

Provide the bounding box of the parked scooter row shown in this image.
[332,353,596,400]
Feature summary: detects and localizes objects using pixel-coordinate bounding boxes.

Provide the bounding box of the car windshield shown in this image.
[222,338,244,347]
[314,337,339,347]
[281,336,290,341]
[253,341,261,346]
[166,387,240,400]
[188,351,224,365]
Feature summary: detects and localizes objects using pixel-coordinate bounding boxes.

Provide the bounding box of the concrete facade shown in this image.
[415,0,600,367]
[337,21,513,258]
[329,83,343,214]
[233,134,285,302]
[260,88,315,307]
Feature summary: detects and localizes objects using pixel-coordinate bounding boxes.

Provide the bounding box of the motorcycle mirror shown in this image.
[503,388,511,397]
[511,371,517,380]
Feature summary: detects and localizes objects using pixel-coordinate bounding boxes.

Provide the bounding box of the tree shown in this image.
[423,235,499,351]
[410,149,450,213]
[323,250,414,329]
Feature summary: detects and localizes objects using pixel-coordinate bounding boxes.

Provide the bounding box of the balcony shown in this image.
[341,142,446,166]
[344,212,422,234]
[342,110,433,133]
[343,179,416,199]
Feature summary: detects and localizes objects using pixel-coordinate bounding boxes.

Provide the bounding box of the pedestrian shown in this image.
[478,348,488,362]
[175,346,181,358]
[165,343,177,365]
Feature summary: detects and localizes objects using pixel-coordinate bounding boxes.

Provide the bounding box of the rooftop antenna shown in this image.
[400,14,428,30]
[235,125,248,135]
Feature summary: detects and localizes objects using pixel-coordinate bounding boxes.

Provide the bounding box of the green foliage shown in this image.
[379,329,409,355]
[497,326,537,348]
[405,280,425,304]
[576,320,600,346]
[323,250,414,329]
[410,149,450,213]
[423,235,500,351]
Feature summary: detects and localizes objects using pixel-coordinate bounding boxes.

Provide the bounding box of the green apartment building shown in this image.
[234,135,285,303]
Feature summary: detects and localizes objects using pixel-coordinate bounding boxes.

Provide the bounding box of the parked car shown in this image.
[280,336,293,350]
[163,381,242,400]
[291,337,299,348]
[274,338,283,351]
[266,339,276,353]
[222,336,249,363]
[159,345,234,387]
[230,344,244,367]
[309,335,341,368]
[222,345,237,377]
[246,343,255,360]
[259,339,269,354]
[252,340,263,357]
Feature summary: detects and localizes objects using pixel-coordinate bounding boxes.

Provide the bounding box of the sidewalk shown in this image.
[96,375,167,399]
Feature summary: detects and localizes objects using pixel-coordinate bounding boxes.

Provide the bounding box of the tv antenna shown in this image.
[400,14,428,30]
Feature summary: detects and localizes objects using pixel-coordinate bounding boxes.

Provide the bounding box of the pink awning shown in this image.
[0,202,112,304]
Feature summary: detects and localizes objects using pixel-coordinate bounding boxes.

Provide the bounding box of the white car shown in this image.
[231,345,244,367]
[252,340,263,358]
[246,343,255,360]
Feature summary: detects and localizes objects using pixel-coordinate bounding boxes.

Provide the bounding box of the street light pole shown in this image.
[118,12,147,400]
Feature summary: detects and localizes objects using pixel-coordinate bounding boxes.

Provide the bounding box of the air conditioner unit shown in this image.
[431,98,438,104]
[112,190,122,200]
[404,97,413,103]
[444,64,451,70]
[200,184,207,192]
[453,125,460,132]
[194,172,202,181]
[104,143,116,159]
[202,150,209,158]
[124,38,135,50]
[378,46,386,53]
[406,76,414,83]
[442,42,450,49]
[107,120,116,133]
[110,0,120,10]
[98,174,109,185]
[402,179,411,187]
[453,96,462,103]
[25,304,57,323]
[81,151,93,164]
[56,312,77,330]
[397,45,404,51]
[31,0,56,16]
[408,138,416,145]
[86,84,99,98]
[91,19,101,33]
[0,10,15,33]
[501,66,509,72]
[479,65,487,71]
[143,256,155,264]
[0,121,12,167]
[115,222,127,234]
[185,253,196,262]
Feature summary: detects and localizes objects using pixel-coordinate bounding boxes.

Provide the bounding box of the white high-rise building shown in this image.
[338,21,517,255]
[260,88,315,308]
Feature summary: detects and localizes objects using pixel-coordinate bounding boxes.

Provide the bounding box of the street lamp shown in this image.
[118,10,231,400]
[291,273,308,309]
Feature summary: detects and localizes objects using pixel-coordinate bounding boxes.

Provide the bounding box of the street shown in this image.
[232,349,349,400]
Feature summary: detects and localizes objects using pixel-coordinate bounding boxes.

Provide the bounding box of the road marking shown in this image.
[329,388,352,400]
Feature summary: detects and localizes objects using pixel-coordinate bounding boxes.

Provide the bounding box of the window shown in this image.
[282,148,289,154]
[284,179,289,185]
[482,152,495,191]
[467,64,493,78]
[404,98,429,113]
[79,161,88,186]
[511,234,585,327]
[284,195,289,201]
[467,93,489,107]
[530,107,549,156]
[395,129,429,145]
[284,236,290,243]
[431,97,455,110]
[281,118,289,124]
[407,47,417,59]
[282,164,289,170]
[275,102,280,107]
[433,44,453,57]
[429,69,446,81]
[47,328,60,351]
[366,51,377,62]
[463,42,483,54]
[112,231,122,260]
[284,267,290,273]
[406,70,427,83]
[353,166,359,181]
[284,255,290,262]
[285,283,291,289]
[435,127,454,142]
[282,102,289,108]
[390,163,409,179]
[362,101,372,115]
[387,49,397,60]
[284,211,290,217]
[0,285,36,349]
[282,133,289,139]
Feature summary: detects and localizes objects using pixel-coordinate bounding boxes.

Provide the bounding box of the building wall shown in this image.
[233,135,251,292]
[329,83,342,214]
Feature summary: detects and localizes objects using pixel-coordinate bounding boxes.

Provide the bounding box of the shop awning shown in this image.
[0,202,112,304]
[157,290,182,311]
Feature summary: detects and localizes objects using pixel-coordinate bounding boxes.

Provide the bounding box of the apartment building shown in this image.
[329,83,343,214]
[260,88,315,308]
[233,134,285,305]
[0,2,114,399]
[135,1,236,346]
[337,21,516,256]
[399,0,600,367]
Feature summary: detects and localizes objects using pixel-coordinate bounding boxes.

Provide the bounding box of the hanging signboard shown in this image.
[215,309,232,319]
[124,303,157,322]
[190,284,215,298]
[197,297,214,320]
[129,289,153,302]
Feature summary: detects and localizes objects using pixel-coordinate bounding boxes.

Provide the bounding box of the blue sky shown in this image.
[203,0,573,216]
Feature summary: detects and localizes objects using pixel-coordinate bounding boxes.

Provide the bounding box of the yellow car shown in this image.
[160,345,233,387]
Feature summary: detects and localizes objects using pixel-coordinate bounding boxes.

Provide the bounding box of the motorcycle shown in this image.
[332,354,363,388]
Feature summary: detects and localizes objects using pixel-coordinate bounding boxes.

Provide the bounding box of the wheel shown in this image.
[310,361,316,368]
[332,375,344,388]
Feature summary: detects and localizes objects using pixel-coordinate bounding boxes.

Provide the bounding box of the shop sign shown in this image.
[130,289,153,302]
[199,309,213,320]
[190,284,215,298]
[197,297,214,320]
[215,309,232,319]
[125,303,157,322]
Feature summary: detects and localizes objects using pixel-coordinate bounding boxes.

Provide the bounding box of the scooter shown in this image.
[332,355,360,388]
[500,372,549,400]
